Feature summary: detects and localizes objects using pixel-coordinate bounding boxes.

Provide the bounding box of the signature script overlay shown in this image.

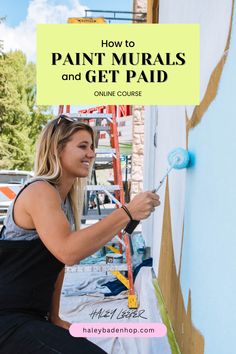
[89,307,148,320]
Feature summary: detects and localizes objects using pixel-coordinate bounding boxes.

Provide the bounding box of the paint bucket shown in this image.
[106,253,123,264]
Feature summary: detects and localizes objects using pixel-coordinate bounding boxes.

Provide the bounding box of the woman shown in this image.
[0,115,160,353]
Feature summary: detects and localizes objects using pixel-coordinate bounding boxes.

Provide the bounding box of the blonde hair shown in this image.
[34,117,95,230]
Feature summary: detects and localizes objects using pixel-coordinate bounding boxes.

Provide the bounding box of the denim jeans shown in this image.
[0,313,107,354]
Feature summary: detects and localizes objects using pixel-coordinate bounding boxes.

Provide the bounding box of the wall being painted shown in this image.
[144,0,235,353]
[181,5,236,353]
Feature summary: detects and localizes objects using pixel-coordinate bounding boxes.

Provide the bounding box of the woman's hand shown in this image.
[126,191,160,220]
[51,316,71,330]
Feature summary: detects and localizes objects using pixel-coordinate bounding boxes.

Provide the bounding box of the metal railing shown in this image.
[85,10,146,23]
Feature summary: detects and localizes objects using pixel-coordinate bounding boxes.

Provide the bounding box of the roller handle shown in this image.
[124,219,140,234]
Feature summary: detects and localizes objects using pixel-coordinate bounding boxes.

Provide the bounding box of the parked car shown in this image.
[0,170,33,224]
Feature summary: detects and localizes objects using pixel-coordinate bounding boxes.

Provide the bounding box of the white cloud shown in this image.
[0,0,88,61]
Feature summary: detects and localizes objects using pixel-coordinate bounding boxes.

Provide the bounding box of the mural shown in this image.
[144,0,235,353]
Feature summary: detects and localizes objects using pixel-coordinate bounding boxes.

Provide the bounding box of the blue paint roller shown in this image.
[124,147,190,234]
[153,147,190,192]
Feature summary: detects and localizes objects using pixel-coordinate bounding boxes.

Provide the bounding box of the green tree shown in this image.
[0,17,4,56]
[0,50,52,170]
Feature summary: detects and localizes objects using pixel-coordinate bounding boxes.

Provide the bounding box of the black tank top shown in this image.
[0,180,68,317]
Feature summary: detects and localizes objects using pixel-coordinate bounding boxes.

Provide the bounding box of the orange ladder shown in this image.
[58,105,138,308]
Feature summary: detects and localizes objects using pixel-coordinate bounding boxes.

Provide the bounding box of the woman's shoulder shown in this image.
[19,179,61,205]
[26,179,55,190]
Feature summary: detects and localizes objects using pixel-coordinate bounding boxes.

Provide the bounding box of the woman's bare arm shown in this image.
[19,181,159,265]
[49,268,71,330]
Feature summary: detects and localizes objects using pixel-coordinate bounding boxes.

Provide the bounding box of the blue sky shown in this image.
[1,0,133,27]
[0,0,133,61]
[0,0,133,112]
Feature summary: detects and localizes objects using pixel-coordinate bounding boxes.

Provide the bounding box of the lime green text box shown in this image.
[36,24,200,105]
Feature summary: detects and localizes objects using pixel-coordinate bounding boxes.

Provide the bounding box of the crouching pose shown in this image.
[0,115,160,353]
